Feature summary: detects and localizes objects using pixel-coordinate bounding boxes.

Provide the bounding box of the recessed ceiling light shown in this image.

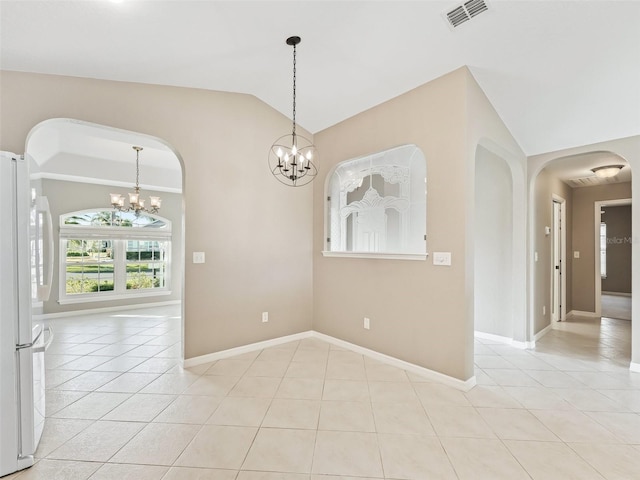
[591,165,624,178]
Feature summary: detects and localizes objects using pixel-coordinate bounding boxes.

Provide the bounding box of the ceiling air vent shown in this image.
[445,0,489,29]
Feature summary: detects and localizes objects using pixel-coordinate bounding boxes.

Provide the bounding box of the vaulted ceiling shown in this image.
[1,1,638,182]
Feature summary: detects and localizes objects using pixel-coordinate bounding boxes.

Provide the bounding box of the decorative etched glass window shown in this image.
[59,209,171,303]
[325,144,426,257]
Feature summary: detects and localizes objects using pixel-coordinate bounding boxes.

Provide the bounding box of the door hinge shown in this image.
[327,196,331,202]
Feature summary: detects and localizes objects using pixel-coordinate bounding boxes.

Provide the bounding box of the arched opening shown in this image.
[528,149,634,368]
[24,118,186,358]
[474,145,514,339]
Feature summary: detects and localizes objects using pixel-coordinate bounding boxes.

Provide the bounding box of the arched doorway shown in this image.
[24,118,186,358]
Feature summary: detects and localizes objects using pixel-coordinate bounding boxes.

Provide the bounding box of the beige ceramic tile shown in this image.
[322,380,369,402]
[102,393,175,422]
[50,392,131,420]
[139,372,200,394]
[109,423,200,466]
[44,390,89,417]
[175,425,257,469]
[56,371,122,391]
[426,406,496,438]
[47,420,143,462]
[464,385,523,408]
[311,431,383,477]
[203,359,252,376]
[477,407,559,441]
[285,362,326,379]
[531,409,619,443]
[128,357,178,374]
[378,433,457,479]
[368,381,418,403]
[244,360,290,377]
[505,440,605,480]
[13,459,101,480]
[371,401,435,435]
[364,361,409,382]
[275,378,324,400]
[262,398,321,429]
[96,372,160,393]
[584,411,640,442]
[88,463,168,480]
[240,473,310,480]
[153,394,221,424]
[90,356,147,372]
[34,418,93,458]
[242,428,316,473]
[325,361,366,381]
[182,375,240,396]
[570,442,640,480]
[227,376,281,398]
[207,397,271,427]
[291,348,329,363]
[501,386,573,410]
[441,437,530,480]
[318,401,375,432]
[413,382,471,407]
[163,467,238,479]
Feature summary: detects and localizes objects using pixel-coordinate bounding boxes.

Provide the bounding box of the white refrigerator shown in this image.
[0,151,54,477]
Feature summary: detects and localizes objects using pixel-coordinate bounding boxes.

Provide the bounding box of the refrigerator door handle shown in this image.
[32,326,53,354]
[15,326,43,350]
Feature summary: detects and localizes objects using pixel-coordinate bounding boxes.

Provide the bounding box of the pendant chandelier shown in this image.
[268,36,318,187]
[109,146,161,214]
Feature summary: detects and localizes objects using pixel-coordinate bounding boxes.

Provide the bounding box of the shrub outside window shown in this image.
[59,209,171,303]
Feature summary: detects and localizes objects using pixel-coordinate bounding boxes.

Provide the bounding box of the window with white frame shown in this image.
[59,209,171,303]
[600,221,607,278]
[324,144,427,258]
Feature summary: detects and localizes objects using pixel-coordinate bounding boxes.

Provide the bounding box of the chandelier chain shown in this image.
[135,148,140,190]
[292,41,297,137]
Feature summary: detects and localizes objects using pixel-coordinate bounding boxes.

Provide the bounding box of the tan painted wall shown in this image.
[602,205,632,294]
[572,182,632,311]
[0,71,313,359]
[40,179,183,314]
[533,169,573,334]
[312,68,524,381]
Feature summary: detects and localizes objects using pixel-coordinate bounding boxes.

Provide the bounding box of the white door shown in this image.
[552,200,563,322]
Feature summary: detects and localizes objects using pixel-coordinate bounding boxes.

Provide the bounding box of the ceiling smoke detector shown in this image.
[445,0,489,29]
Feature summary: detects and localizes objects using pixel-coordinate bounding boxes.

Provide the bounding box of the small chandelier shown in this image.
[110,146,161,214]
[268,36,318,187]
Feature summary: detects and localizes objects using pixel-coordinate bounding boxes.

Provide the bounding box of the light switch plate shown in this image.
[433,252,451,266]
[574,251,580,259]
[193,252,205,264]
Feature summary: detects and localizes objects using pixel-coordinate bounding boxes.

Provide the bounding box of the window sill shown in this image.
[321,251,428,261]
[58,290,172,305]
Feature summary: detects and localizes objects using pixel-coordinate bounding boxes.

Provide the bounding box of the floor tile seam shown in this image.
[564,441,627,479]
[39,417,99,460]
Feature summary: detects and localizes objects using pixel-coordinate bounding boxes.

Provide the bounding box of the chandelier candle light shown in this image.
[268,36,318,187]
[110,146,161,214]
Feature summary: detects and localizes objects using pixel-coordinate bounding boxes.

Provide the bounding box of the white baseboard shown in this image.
[474,331,534,350]
[311,332,476,392]
[183,331,313,368]
[602,291,632,297]
[534,323,553,341]
[34,300,180,320]
[567,310,600,318]
[184,330,476,392]
[630,362,640,373]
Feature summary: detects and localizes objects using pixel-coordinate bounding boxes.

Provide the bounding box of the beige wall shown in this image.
[40,179,183,314]
[0,70,313,359]
[572,182,632,311]
[602,205,632,294]
[313,68,525,381]
[533,169,573,333]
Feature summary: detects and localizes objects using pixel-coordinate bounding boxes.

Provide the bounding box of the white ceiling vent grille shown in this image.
[445,0,489,29]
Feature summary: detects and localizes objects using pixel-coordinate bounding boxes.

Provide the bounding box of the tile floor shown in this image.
[601,294,632,321]
[6,306,640,479]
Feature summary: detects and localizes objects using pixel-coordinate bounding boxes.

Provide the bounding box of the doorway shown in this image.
[551,195,566,322]
[596,199,632,321]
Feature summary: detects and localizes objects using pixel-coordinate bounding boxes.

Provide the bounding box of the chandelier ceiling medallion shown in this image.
[110,146,161,214]
[268,36,318,187]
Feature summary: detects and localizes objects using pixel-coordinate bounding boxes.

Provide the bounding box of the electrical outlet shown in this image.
[364,317,370,330]
[262,312,268,323]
